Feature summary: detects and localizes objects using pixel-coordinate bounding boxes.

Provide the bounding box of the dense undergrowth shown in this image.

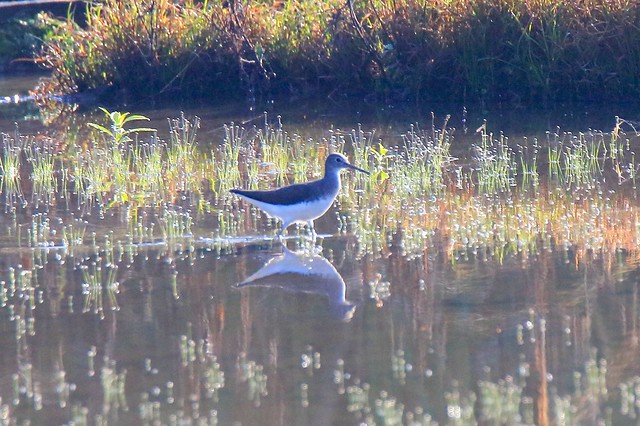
[34,0,640,104]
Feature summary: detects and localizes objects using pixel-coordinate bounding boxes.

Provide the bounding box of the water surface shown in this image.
[0,73,639,424]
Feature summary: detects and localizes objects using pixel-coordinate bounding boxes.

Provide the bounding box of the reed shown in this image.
[34,0,640,103]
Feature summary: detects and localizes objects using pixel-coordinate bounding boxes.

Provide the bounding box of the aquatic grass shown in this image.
[100,357,128,417]
[368,143,391,185]
[108,141,134,205]
[340,119,493,255]
[353,177,640,262]
[62,220,87,251]
[215,124,244,196]
[478,376,526,424]
[562,133,603,187]
[245,154,261,191]
[445,383,477,423]
[165,121,204,205]
[547,132,564,182]
[26,141,57,203]
[74,147,113,205]
[2,111,640,261]
[395,117,456,196]
[517,137,540,189]
[349,124,376,173]
[83,108,155,205]
[0,132,23,209]
[159,207,193,240]
[26,213,52,248]
[259,115,290,184]
[291,150,310,182]
[3,112,640,426]
[67,111,207,210]
[424,118,456,191]
[127,219,155,246]
[374,393,404,424]
[237,354,268,407]
[134,141,166,203]
[473,127,517,193]
[178,334,225,401]
[544,122,639,188]
[607,116,639,186]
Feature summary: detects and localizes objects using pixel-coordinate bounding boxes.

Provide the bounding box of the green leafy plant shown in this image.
[87,108,155,144]
[369,143,390,183]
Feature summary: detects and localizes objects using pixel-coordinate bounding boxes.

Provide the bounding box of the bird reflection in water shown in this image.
[236,245,356,321]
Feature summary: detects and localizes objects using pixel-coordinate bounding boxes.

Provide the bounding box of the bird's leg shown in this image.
[308,220,326,250]
[278,221,291,241]
[307,221,317,239]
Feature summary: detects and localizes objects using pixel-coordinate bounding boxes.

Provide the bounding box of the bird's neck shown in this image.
[323,170,341,190]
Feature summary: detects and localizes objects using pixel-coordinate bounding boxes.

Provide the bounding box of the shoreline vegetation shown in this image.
[30,0,640,105]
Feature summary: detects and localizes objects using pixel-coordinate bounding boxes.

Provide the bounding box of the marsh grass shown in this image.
[165,114,200,196]
[2,110,640,261]
[35,0,640,103]
[397,117,456,195]
[134,141,165,203]
[562,135,602,187]
[473,128,517,193]
[214,124,244,196]
[27,213,52,248]
[26,143,57,204]
[159,207,193,240]
[179,334,225,400]
[517,137,540,189]
[62,220,87,250]
[0,132,23,209]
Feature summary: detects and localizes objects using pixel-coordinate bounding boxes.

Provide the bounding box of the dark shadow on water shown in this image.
[2,71,640,144]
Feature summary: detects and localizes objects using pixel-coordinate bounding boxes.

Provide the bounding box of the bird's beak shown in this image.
[346,161,370,175]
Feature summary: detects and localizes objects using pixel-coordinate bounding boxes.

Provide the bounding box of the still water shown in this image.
[0,73,639,425]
